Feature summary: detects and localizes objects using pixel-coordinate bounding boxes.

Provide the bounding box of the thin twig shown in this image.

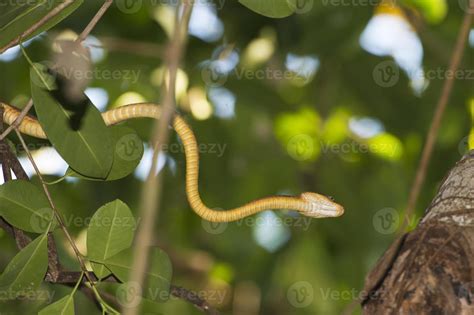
[0,109,32,249]
[401,6,473,233]
[123,1,194,315]
[13,128,113,311]
[1,1,216,314]
[76,0,113,43]
[1,0,112,139]
[0,106,12,181]
[43,269,219,314]
[0,0,75,53]
[343,6,473,315]
[171,285,221,315]
[0,99,34,141]
[43,269,220,315]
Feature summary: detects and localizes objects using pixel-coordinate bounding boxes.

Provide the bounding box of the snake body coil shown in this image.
[1,102,344,222]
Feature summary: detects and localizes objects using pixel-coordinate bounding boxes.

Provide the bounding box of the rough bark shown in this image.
[362,151,474,314]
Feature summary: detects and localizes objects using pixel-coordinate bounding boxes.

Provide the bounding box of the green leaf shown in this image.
[274,107,322,162]
[0,233,48,298]
[104,248,172,302]
[30,63,114,179]
[0,180,54,233]
[401,0,447,24]
[87,200,136,279]
[38,294,75,315]
[39,272,82,314]
[365,132,404,161]
[95,282,164,314]
[239,0,296,18]
[0,0,84,52]
[67,125,144,181]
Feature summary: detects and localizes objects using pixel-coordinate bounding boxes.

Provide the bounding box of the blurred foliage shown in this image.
[0,0,473,314]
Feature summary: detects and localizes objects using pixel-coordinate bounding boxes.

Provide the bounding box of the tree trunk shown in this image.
[362,151,474,314]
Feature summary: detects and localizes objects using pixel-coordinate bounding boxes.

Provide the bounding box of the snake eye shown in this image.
[328,196,335,201]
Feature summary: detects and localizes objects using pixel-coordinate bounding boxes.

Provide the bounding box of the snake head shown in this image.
[300,192,345,218]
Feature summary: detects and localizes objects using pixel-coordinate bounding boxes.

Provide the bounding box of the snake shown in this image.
[1,102,345,222]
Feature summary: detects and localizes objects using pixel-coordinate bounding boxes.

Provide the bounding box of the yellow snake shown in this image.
[1,102,344,222]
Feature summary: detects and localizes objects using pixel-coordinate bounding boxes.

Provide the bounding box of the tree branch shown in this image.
[403,4,473,231]
[362,151,474,314]
[0,2,219,314]
[342,7,473,314]
[0,99,34,141]
[0,0,76,53]
[0,114,220,315]
[125,2,195,315]
[76,0,113,43]
[0,141,220,314]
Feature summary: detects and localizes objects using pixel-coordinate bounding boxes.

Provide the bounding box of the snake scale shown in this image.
[1,102,344,222]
